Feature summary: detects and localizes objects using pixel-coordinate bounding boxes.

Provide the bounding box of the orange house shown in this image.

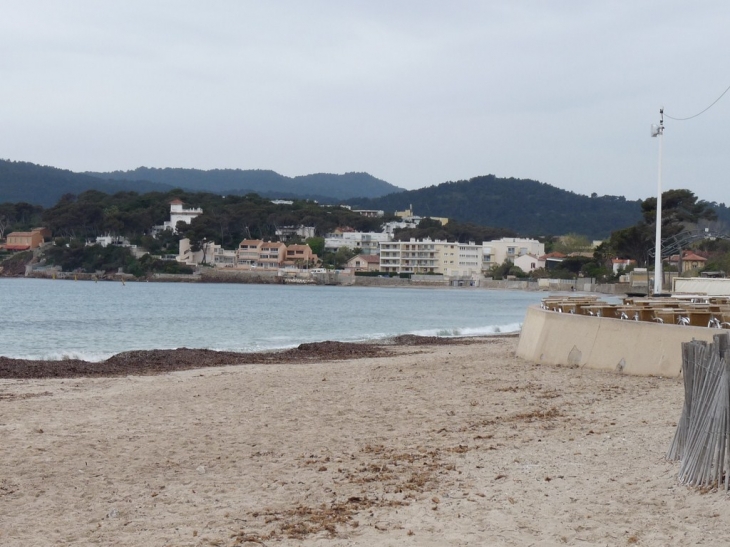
[283,244,318,268]
[236,239,287,269]
[5,228,49,251]
[237,239,264,267]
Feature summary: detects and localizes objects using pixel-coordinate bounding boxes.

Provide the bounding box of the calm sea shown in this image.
[0,278,548,361]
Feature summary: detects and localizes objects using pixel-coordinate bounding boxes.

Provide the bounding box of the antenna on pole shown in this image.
[651,107,665,295]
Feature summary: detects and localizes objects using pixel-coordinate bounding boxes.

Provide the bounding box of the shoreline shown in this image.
[7,270,629,295]
[2,336,726,546]
[0,335,509,379]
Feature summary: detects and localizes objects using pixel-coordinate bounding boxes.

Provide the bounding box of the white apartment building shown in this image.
[379,239,483,276]
[275,225,316,241]
[178,238,217,266]
[352,209,384,218]
[382,219,419,235]
[324,231,392,255]
[212,247,237,267]
[380,239,438,274]
[482,238,545,271]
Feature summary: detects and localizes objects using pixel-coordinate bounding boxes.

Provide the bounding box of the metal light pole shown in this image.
[651,108,665,295]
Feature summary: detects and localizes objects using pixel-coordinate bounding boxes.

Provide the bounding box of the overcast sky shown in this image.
[1,1,728,203]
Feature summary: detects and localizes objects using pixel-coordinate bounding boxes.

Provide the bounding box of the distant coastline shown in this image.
[17,268,629,295]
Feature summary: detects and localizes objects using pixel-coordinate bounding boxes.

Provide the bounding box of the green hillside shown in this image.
[347,175,644,239]
[87,167,404,201]
[0,160,173,207]
[7,159,728,240]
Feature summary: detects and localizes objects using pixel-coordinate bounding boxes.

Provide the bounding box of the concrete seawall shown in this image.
[516,305,719,377]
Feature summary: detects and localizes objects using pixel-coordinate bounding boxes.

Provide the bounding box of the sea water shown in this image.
[0,278,547,361]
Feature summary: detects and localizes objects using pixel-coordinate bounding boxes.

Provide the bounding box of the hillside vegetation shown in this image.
[4,160,730,240]
[0,160,173,207]
[87,168,404,201]
[347,175,645,240]
[0,161,404,208]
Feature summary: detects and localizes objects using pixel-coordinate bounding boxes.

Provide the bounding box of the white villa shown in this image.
[513,253,544,273]
[163,199,203,232]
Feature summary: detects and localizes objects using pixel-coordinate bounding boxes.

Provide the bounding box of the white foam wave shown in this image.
[4,324,522,361]
[24,351,116,363]
[409,322,523,338]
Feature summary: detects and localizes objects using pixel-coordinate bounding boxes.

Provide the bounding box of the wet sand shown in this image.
[0,336,726,546]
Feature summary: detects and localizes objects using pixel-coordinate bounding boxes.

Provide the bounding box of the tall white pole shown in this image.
[653,108,664,295]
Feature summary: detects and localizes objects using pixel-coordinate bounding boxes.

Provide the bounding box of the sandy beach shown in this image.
[1,336,728,546]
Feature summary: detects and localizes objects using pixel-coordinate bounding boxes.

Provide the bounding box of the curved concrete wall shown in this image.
[516,306,719,377]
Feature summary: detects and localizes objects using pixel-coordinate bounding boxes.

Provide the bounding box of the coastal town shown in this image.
[3,197,714,294]
[5,3,730,545]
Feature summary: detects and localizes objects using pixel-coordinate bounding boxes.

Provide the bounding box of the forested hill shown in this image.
[87,167,404,201]
[347,175,644,239]
[0,160,174,207]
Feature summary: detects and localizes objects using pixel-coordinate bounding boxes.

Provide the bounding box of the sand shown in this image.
[1,336,728,546]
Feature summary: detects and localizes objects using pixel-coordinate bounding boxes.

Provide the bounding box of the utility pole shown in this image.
[651,108,665,295]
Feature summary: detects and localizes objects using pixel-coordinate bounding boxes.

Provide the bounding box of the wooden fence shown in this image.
[668,332,730,489]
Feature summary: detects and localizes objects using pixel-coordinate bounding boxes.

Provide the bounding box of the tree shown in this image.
[489,259,521,279]
[333,246,357,268]
[557,256,591,275]
[553,233,592,254]
[641,189,717,238]
[305,236,324,257]
[601,189,718,268]
[606,225,652,266]
[0,214,9,240]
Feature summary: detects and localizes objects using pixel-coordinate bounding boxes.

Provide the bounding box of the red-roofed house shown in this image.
[669,251,707,274]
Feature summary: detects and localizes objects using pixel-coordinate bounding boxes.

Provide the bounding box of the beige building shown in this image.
[346,254,380,272]
[212,247,237,267]
[435,241,482,277]
[669,251,707,274]
[380,239,483,276]
[482,238,545,271]
[379,239,438,274]
[237,240,313,270]
[5,228,49,251]
[237,240,263,267]
[177,238,317,270]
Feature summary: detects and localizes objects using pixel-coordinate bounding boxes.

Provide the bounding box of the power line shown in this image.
[665,83,730,121]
